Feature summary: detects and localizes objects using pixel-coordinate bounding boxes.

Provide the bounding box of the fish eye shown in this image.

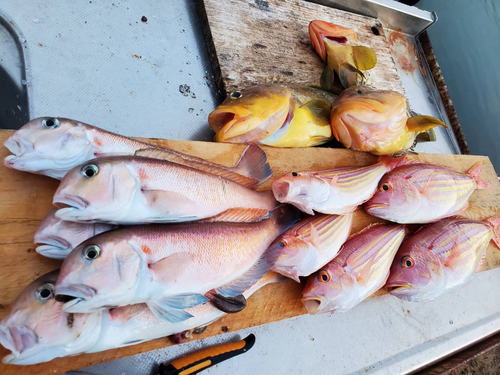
[357,89,363,94]
[42,118,60,129]
[229,91,242,99]
[291,172,298,177]
[318,270,330,283]
[83,244,101,260]
[402,256,415,269]
[36,283,54,301]
[379,182,392,192]
[81,164,99,178]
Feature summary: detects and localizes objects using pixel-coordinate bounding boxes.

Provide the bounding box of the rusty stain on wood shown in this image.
[196,0,406,98]
[0,129,498,374]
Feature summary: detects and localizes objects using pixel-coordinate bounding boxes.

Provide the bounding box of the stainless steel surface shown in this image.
[0,0,494,374]
[309,0,437,35]
[0,9,30,128]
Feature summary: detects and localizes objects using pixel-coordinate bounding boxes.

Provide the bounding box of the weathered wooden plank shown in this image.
[0,130,498,374]
[198,0,406,96]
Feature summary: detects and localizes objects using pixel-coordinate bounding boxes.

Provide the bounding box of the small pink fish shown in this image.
[272,213,353,282]
[272,156,405,215]
[386,216,500,302]
[302,223,406,314]
[365,162,490,224]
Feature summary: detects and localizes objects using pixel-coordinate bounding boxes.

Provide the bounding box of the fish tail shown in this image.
[230,144,273,185]
[485,216,500,249]
[272,204,303,233]
[466,162,490,190]
[378,155,406,171]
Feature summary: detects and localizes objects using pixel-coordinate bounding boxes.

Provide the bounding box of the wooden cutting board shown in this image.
[0,129,499,374]
[197,0,406,96]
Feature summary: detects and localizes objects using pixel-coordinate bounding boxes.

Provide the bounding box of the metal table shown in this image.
[1,0,498,374]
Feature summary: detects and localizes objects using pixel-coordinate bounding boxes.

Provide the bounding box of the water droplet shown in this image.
[21,79,27,85]
[19,38,26,43]
[188,108,194,113]
[449,320,453,325]
[32,18,40,24]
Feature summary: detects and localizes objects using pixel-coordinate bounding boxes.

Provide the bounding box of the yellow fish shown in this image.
[330,86,447,155]
[309,20,377,90]
[208,84,336,147]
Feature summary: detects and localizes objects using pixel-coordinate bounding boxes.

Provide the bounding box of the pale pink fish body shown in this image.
[53,156,277,224]
[387,216,500,302]
[55,209,295,322]
[272,156,405,215]
[302,224,406,314]
[272,213,353,282]
[34,208,115,259]
[365,162,490,224]
[0,270,281,364]
[4,117,271,186]
[0,271,102,365]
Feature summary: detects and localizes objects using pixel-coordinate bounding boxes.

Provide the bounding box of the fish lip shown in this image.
[0,323,37,356]
[55,285,96,311]
[301,297,322,315]
[4,137,33,158]
[53,195,88,211]
[35,245,70,259]
[385,283,412,293]
[208,109,237,133]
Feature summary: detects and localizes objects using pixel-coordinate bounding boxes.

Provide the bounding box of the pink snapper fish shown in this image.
[365,161,490,224]
[386,216,500,302]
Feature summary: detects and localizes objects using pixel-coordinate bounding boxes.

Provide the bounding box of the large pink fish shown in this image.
[54,207,297,322]
[272,156,405,215]
[4,117,272,186]
[386,216,500,302]
[34,208,115,259]
[365,162,490,224]
[0,270,282,365]
[302,223,406,314]
[53,156,278,224]
[272,213,353,282]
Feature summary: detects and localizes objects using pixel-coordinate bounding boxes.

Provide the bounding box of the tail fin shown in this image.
[466,162,490,190]
[273,204,303,234]
[485,216,500,249]
[406,115,447,133]
[230,145,273,186]
[378,155,406,171]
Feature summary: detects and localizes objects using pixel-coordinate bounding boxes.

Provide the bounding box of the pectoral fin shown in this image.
[338,63,365,89]
[352,46,377,70]
[147,302,194,323]
[147,294,209,322]
[406,116,447,133]
[301,100,331,123]
[307,222,321,249]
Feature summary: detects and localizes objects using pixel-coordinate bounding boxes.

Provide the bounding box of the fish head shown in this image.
[308,20,357,61]
[365,171,420,222]
[53,158,138,222]
[55,235,142,313]
[273,235,318,282]
[271,172,330,215]
[386,244,445,302]
[301,263,355,314]
[208,85,291,143]
[330,86,408,152]
[34,209,75,259]
[0,270,101,365]
[4,117,95,179]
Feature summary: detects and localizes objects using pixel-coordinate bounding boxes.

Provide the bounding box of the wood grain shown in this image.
[197,0,406,97]
[0,130,499,374]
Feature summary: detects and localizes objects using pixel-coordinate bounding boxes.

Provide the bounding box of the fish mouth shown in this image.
[0,324,38,356]
[301,297,322,315]
[3,137,34,166]
[365,202,388,211]
[208,110,237,134]
[35,244,71,259]
[272,181,290,201]
[55,285,96,312]
[385,283,412,293]
[53,195,88,211]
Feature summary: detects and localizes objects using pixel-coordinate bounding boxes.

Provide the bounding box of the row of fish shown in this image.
[209,20,447,153]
